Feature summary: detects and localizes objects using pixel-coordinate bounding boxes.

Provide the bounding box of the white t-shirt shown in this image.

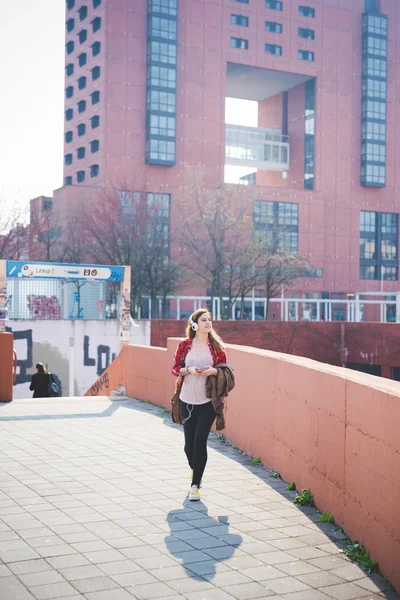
[180,341,213,405]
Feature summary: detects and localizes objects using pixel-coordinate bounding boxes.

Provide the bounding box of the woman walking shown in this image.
[29,363,50,398]
[171,308,227,501]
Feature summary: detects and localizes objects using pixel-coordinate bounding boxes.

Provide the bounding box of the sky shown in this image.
[0,1,255,213]
[0,0,65,211]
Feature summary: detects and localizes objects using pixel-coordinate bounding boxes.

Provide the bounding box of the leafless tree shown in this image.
[259,251,312,320]
[29,198,68,262]
[178,175,262,319]
[79,183,183,317]
[0,197,29,259]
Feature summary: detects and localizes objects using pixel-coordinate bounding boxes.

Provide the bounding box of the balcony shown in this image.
[225,124,289,171]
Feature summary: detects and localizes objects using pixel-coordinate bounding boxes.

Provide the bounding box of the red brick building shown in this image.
[33,0,398,314]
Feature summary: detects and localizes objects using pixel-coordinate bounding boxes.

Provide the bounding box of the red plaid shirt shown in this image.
[171,338,227,381]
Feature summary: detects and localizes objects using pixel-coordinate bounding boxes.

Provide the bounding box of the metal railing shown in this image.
[225,124,290,171]
[138,292,400,323]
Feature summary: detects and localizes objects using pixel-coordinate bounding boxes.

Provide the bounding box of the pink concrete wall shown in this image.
[87,338,400,588]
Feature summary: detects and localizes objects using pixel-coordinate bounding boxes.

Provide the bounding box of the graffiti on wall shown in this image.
[28,295,61,320]
[5,326,63,393]
[84,335,116,376]
[90,372,109,396]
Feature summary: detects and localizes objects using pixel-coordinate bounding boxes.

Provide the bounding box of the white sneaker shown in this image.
[189,485,200,501]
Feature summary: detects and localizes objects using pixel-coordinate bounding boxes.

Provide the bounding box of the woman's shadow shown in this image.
[164,500,243,580]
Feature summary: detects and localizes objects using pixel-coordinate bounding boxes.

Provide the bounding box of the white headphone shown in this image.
[190,317,198,332]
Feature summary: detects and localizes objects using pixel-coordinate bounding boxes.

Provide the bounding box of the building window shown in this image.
[147,89,176,113]
[253,201,299,253]
[66,63,74,76]
[66,18,75,32]
[92,16,101,32]
[146,193,171,247]
[66,108,73,121]
[91,66,100,80]
[266,0,283,10]
[299,5,315,17]
[77,123,86,136]
[91,115,100,128]
[231,14,249,26]
[230,37,248,49]
[66,85,74,99]
[77,147,85,159]
[298,27,315,39]
[65,153,73,165]
[147,139,176,163]
[90,139,99,152]
[265,21,282,32]
[93,0,101,7]
[365,0,380,12]
[64,176,73,185]
[149,16,177,40]
[361,12,387,188]
[67,0,75,9]
[78,52,87,66]
[265,43,282,55]
[78,76,86,90]
[79,29,87,44]
[90,164,99,177]
[363,14,387,36]
[149,0,177,16]
[91,41,101,56]
[234,0,249,3]
[78,100,86,113]
[150,41,177,65]
[91,90,100,104]
[66,41,74,54]
[304,78,315,190]
[365,36,387,57]
[149,114,176,138]
[78,5,88,20]
[360,211,398,280]
[65,131,73,143]
[148,65,176,89]
[77,170,85,183]
[298,50,314,61]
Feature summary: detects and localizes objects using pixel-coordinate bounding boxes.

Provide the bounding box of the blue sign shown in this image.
[6,261,125,282]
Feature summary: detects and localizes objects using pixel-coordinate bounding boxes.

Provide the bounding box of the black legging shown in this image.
[180,400,216,487]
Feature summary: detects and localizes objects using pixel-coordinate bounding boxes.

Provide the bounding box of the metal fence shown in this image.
[6,278,120,320]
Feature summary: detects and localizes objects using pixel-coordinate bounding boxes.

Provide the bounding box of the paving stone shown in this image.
[58,564,104,580]
[166,577,215,594]
[18,571,66,587]
[277,561,321,576]
[46,553,90,569]
[127,581,177,599]
[183,560,231,577]
[281,591,331,600]
[110,570,158,587]
[85,590,134,600]
[322,582,375,600]
[27,581,78,599]
[329,564,369,582]
[223,581,277,599]
[257,551,299,565]
[8,559,54,575]
[98,560,141,576]
[298,571,347,587]
[240,564,285,582]
[71,575,120,593]
[264,576,311,595]
[185,589,237,600]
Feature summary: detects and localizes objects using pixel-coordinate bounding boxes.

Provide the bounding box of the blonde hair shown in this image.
[185,308,225,352]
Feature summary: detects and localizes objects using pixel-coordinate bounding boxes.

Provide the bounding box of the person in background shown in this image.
[29,363,49,398]
[171,308,227,501]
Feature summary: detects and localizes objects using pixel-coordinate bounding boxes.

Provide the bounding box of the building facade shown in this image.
[56,0,400,309]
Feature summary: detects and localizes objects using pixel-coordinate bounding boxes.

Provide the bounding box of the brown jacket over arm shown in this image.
[205,363,235,431]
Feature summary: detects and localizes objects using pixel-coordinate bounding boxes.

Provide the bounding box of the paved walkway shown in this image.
[0,397,398,600]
